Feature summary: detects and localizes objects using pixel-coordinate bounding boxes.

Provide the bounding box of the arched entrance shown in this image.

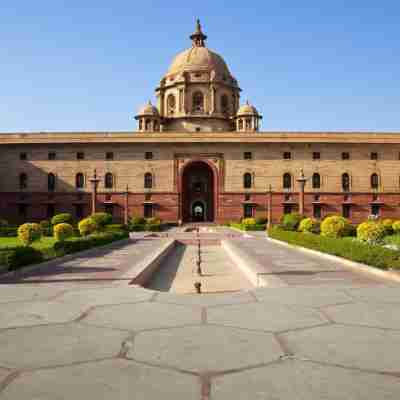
[181,161,215,222]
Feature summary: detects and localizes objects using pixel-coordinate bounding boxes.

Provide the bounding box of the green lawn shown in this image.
[0,237,57,250]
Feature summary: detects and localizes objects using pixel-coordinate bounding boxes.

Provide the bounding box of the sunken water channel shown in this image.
[144,240,253,294]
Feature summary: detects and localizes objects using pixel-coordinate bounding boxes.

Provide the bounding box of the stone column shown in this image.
[297,169,307,215]
[124,185,129,225]
[89,169,100,215]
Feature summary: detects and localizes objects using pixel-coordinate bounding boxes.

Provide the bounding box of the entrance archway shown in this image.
[181,161,216,222]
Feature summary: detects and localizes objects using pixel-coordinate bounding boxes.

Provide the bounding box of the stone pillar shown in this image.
[124,185,129,225]
[89,170,100,215]
[297,169,307,215]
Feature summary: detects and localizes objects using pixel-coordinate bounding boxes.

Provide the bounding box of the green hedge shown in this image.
[0,226,18,237]
[231,223,266,231]
[128,223,161,232]
[269,228,400,270]
[0,231,128,272]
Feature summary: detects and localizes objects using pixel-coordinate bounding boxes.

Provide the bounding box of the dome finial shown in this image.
[190,18,207,47]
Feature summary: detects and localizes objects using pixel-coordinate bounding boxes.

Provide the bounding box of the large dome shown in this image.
[167,46,231,77]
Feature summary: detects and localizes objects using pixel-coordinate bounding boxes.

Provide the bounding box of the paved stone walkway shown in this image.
[0,227,399,399]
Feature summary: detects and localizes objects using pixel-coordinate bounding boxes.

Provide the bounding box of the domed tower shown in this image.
[235,101,262,132]
[156,20,241,132]
[135,101,161,132]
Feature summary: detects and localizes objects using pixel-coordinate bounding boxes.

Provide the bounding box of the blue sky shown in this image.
[1,0,399,132]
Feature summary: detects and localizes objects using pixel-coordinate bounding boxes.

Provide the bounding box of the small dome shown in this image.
[136,101,159,117]
[237,101,259,116]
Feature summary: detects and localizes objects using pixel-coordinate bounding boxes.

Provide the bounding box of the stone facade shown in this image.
[0,21,399,225]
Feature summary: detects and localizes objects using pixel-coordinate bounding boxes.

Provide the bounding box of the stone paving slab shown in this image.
[345,286,400,303]
[207,302,328,332]
[0,324,129,369]
[323,302,400,330]
[132,325,284,373]
[212,359,400,400]
[282,325,400,373]
[0,359,200,400]
[82,302,201,331]
[0,284,66,303]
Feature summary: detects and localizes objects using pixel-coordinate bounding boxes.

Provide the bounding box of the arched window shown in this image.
[238,119,243,130]
[371,173,379,189]
[144,172,153,189]
[48,173,56,192]
[167,94,176,115]
[342,173,350,192]
[139,119,143,130]
[221,94,229,113]
[283,173,292,189]
[76,173,84,189]
[192,91,204,113]
[243,173,252,189]
[312,173,321,189]
[105,173,113,189]
[19,173,27,190]
[245,119,251,130]
[145,119,151,131]
[154,121,159,131]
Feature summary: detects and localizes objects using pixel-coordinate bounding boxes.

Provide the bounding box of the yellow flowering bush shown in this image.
[298,218,320,234]
[242,218,256,226]
[320,216,349,238]
[78,218,96,237]
[17,223,42,246]
[357,221,385,244]
[392,220,400,234]
[53,223,74,242]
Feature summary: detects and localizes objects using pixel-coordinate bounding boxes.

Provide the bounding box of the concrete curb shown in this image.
[221,239,287,288]
[0,238,131,280]
[119,239,176,286]
[267,237,400,284]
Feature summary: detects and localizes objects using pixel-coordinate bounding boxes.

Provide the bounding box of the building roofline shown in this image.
[1,131,400,144]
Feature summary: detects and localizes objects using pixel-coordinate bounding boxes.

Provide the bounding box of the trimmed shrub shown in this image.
[54,223,74,242]
[17,223,42,246]
[130,216,146,225]
[255,217,267,225]
[269,228,400,270]
[382,219,394,235]
[242,218,257,226]
[129,224,146,232]
[106,224,127,232]
[90,212,112,231]
[298,218,320,234]
[392,220,400,234]
[0,226,18,237]
[78,218,97,236]
[145,224,161,232]
[0,246,43,270]
[320,216,349,238]
[281,213,303,231]
[146,217,161,225]
[357,221,385,244]
[40,220,53,236]
[51,213,73,226]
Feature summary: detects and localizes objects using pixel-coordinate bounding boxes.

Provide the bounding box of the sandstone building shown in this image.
[1,21,400,225]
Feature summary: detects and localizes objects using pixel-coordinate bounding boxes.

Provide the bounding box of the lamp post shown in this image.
[124,185,129,225]
[267,184,273,230]
[89,169,101,214]
[296,169,307,215]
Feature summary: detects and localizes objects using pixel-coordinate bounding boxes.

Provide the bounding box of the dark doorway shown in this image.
[181,161,215,222]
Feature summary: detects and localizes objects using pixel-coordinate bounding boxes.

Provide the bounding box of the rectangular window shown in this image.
[144,204,153,218]
[106,152,114,160]
[283,152,291,160]
[20,152,27,160]
[342,204,351,219]
[342,152,350,160]
[371,152,378,160]
[313,205,322,219]
[77,152,85,160]
[244,152,252,160]
[312,152,320,160]
[371,205,380,217]
[75,204,84,220]
[283,205,292,215]
[105,204,113,216]
[48,152,56,160]
[145,152,153,160]
[46,204,55,219]
[243,204,253,218]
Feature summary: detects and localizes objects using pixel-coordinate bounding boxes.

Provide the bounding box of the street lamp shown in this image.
[296,169,308,215]
[89,169,101,214]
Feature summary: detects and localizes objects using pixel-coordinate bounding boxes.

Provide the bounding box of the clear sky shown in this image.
[1,0,399,132]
